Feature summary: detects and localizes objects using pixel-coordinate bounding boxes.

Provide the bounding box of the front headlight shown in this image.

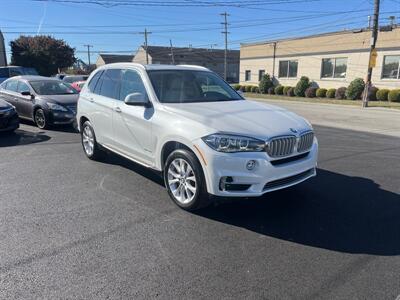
[202,133,265,153]
[47,102,67,111]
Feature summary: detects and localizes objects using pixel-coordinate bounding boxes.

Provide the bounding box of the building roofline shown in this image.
[240,27,371,47]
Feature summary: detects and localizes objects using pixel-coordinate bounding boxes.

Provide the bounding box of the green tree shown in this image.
[294,76,311,97]
[10,35,75,76]
[258,74,273,94]
[345,78,365,100]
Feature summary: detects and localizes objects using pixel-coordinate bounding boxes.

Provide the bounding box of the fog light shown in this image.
[246,160,256,170]
[219,176,233,191]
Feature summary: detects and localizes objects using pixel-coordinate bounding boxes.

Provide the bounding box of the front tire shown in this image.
[81,120,105,160]
[164,149,210,211]
[34,108,48,129]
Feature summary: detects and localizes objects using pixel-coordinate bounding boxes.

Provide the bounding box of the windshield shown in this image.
[22,68,38,75]
[30,80,78,95]
[147,70,243,103]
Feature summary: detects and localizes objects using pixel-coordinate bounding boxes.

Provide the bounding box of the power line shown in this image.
[31,0,327,7]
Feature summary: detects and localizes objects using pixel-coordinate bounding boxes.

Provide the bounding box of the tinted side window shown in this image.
[0,68,9,78]
[87,71,103,93]
[6,80,18,92]
[17,82,31,93]
[119,69,147,101]
[99,69,121,99]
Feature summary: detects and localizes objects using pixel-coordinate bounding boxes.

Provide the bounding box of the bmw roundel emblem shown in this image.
[290,128,298,134]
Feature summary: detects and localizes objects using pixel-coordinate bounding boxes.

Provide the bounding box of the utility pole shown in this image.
[139,28,152,64]
[169,39,175,64]
[362,0,380,108]
[84,44,93,66]
[272,42,277,78]
[220,12,230,81]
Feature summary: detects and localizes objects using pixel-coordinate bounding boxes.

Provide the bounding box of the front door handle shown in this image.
[88,97,94,102]
[114,107,122,113]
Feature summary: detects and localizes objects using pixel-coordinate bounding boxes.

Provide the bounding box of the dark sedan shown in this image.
[0,99,19,132]
[0,76,78,129]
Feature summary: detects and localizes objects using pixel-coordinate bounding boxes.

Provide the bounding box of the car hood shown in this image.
[162,100,312,140]
[38,94,79,105]
[0,98,12,110]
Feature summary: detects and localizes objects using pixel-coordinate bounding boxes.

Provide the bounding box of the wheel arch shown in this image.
[79,115,90,132]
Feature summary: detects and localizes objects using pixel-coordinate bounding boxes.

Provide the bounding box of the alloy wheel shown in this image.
[35,110,46,129]
[82,125,95,156]
[167,158,197,204]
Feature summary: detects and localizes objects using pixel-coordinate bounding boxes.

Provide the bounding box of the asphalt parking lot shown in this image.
[1,119,400,299]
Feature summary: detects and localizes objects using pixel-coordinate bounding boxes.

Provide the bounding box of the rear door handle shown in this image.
[114,107,122,113]
[88,97,94,102]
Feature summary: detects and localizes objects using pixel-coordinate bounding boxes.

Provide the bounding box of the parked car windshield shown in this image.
[30,80,78,95]
[21,67,38,75]
[147,70,243,103]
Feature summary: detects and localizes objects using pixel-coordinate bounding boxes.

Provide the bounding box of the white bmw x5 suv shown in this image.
[77,63,318,210]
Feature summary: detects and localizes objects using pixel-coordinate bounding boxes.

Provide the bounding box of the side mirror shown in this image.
[124,92,151,108]
[21,91,31,96]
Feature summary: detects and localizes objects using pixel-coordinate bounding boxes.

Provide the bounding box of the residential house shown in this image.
[96,54,135,68]
[133,45,240,83]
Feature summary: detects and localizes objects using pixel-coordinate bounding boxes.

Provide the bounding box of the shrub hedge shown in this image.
[259,74,274,94]
[388,89,400,102]
[376,89,390,101]
[283,86,291,95]
[335,87,347,99]
[305,87,317,98]
[233,84,241,91]
[361,86,378,101]
[275,85,284,95]
[267,87,275,95]
[316,88,327,98]
[294,76,311,97]
[287,87,295,97]
[326,88,336,98]
[345,78,365,100]
[251,86,260,93]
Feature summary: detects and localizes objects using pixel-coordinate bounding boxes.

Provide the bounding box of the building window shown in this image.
[258,70,265,81]
[245,70,251,81]
[382,55,400,79]
[321,57,347,78]
[278,60,298,78]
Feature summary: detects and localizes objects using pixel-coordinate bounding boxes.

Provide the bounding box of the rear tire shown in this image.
[81,120,105,160]
[164,149,210,211]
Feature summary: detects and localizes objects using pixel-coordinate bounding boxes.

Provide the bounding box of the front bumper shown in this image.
[49,111,76,125]
[196,138,318,197]
[0,112,19,132]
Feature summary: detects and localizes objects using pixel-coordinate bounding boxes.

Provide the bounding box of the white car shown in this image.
[77,63,318,210]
